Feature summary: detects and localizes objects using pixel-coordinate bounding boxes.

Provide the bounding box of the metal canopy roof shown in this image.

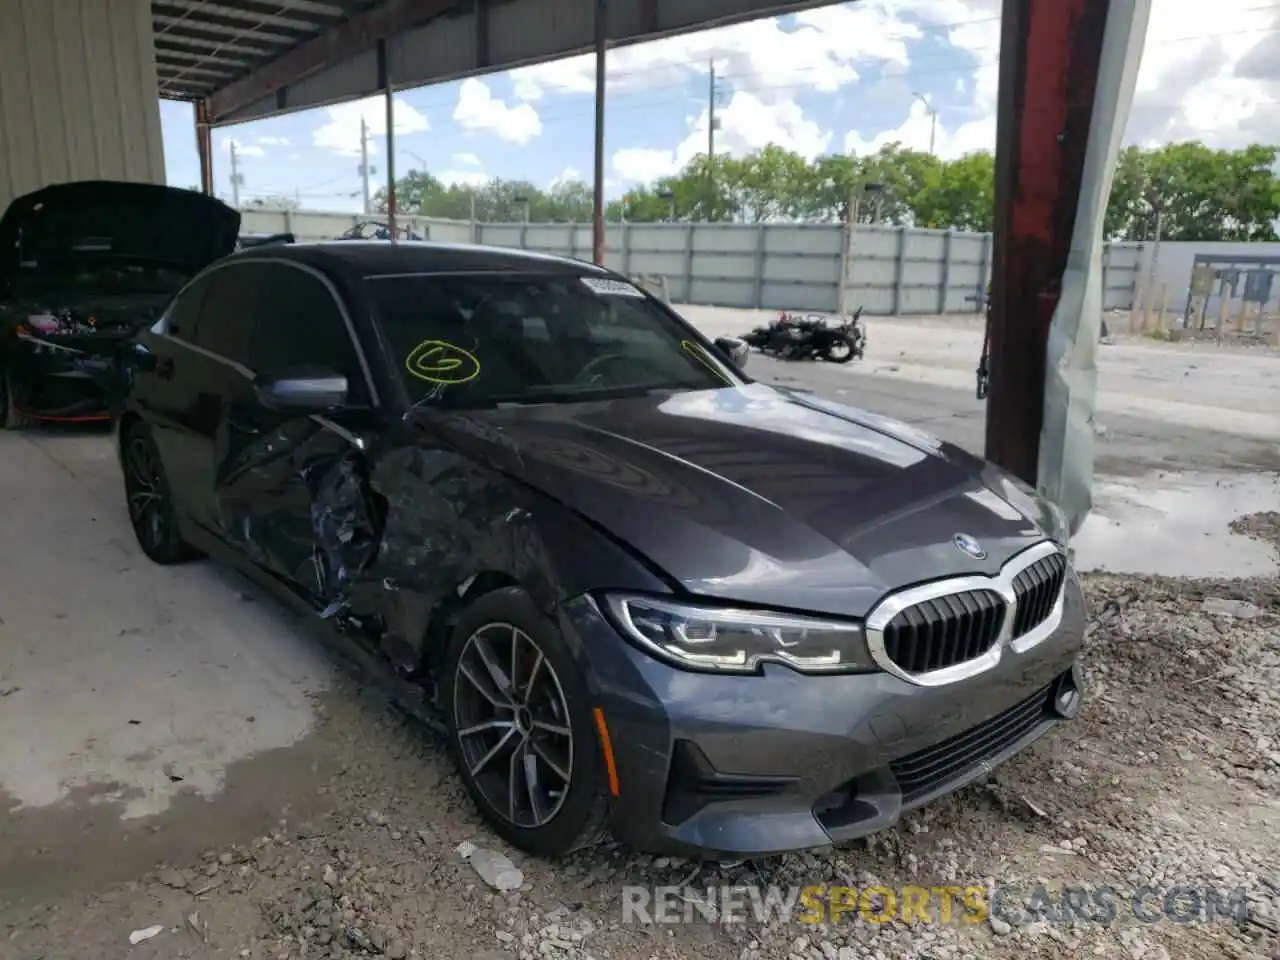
[155,0,829,126]
[154,0,383,102]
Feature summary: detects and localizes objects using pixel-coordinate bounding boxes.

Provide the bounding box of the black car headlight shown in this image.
[603,594,873,675]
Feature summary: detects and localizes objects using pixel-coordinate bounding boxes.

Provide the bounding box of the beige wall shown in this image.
[0,0,165,210]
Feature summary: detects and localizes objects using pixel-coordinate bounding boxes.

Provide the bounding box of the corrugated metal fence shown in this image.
[240,208,1144,315]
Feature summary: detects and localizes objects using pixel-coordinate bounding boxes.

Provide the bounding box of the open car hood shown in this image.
[0,181,241,284]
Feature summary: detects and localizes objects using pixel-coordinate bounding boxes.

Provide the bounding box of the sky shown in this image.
[159,0,1280,213]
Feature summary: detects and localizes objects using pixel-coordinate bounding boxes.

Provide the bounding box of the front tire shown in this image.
[822,334,856,364]
[443,587,610,858]
[121,421,200,564]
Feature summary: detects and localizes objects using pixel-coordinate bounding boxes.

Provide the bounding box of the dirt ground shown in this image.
[2,313,1279,960]
[3,560,1277,960]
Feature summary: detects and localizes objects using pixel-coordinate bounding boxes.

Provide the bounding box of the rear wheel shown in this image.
[122,421,200,564]
[443,587,610,858]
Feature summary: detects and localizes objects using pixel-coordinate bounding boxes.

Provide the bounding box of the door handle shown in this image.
[155,356,175,380]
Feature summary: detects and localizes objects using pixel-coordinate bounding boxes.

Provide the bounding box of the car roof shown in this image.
[225,240,611,279]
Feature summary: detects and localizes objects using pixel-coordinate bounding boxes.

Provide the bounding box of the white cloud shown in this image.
[612,149,677,184]
[453,78,542,144]
[549,167,582,187]
[845,97,993,160]
[257,135,290,146]
[839,0,1280,160]
[219,136,264,158]
[454,151,482,165]
[1125,0,1279,148]
[436,169,489,187]
[612,90,831,183]
[311,95,430,156]
[511,1,916,102]
[555,0,1280,197]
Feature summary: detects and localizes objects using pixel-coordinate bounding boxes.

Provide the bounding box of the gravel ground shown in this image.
[5,533,1279,960]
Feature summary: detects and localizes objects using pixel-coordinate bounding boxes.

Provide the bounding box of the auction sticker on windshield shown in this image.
[580,277,646,298]
[404,339,481,385]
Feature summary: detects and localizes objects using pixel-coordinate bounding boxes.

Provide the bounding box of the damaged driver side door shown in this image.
[211,260,382,608]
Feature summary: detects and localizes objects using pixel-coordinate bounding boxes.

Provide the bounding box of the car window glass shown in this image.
[193,264,261,367]
[164,274,210,341]
[366,272,739,408]
[249,265,369,405]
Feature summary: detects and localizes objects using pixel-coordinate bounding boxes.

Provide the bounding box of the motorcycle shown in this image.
[741,307,866,363]
[335,220,426,242]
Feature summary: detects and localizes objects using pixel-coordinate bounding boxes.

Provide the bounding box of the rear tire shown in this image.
[121,421,200,564]
[442,587,610,859]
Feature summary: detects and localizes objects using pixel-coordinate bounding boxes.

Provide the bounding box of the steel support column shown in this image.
[984,0,1111,483]
[380,40,398,240]
[591,0,608,265]
[195,100,214,196]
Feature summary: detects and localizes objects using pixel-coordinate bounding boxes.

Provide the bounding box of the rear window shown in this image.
[367,272,739,408]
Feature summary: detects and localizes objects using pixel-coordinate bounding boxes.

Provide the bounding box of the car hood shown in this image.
[418,383,1050,618]
[0,181,240,284]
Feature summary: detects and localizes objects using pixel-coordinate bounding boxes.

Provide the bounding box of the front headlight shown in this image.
[603,594,873,675]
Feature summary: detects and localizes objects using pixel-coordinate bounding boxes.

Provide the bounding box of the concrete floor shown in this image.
[0,431,337,902]
[1,307,1277,906]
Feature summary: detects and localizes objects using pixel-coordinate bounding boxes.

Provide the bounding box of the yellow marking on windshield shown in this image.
[681,339,733,386]
[405,340,481,385]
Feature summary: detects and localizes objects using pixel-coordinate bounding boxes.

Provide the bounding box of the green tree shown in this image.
[371,141,1280,241]
[912,152,995,232]
[852,143,943,225]
[1101,142,1280,241]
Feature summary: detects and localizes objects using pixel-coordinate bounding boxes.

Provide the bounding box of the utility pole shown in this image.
[913,92,938,156]
[708,61,717,162]
[1141,202,1163,329]
[359,115,372,215]
[706,60,725,217]
[229,140,242,208]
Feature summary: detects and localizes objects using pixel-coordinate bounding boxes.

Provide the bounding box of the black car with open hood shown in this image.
[0,180,240,427]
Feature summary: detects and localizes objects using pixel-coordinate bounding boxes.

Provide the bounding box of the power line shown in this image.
[294,8,1280,120]
[225,14,1280,156]
[205,7,1280,189]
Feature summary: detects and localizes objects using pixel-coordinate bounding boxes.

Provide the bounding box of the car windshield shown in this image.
[367,272,741,408]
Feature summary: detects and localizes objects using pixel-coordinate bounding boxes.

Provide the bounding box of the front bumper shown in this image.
[4,337,127,422]
[560,573,1087,859]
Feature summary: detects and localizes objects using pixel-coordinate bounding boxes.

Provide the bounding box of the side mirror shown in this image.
[715,336,750,370]
[254,366,347,413]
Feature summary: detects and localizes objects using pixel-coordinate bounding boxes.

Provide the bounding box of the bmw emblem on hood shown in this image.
[954,533,987,560]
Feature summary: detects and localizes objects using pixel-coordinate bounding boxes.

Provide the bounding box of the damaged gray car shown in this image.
[116,241,1087,860]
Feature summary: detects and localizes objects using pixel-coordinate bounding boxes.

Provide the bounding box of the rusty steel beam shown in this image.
[205,0,457,123]
[984,0,1111,484]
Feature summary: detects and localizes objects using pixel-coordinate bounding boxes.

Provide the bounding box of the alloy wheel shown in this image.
[124,434,168,552]
[452,623,575,829]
